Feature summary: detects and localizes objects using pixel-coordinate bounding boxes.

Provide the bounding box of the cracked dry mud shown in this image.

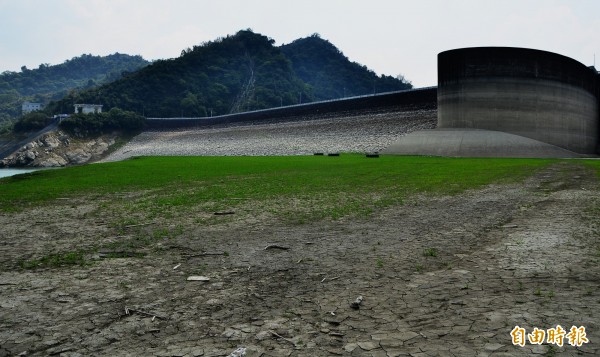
[1,162,599,356]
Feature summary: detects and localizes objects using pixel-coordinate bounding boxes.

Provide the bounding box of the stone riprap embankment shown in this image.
[104,107,436,161]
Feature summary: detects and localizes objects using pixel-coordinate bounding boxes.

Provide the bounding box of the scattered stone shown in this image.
[25,151,36,161]
[484,343,504,351]
[357,341,378,351]
[255,331,271,341]
[42,136,60,148]
[191,349,204,357]
[343,343,358,352]
[222,329,242,340]
[350,295,363,309]
[227,347,246,357]
[394,331,419,342]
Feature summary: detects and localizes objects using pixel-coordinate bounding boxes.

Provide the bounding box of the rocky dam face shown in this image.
[103,106,437,162]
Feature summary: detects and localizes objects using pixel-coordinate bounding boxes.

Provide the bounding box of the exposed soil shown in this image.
[1,162,599,357]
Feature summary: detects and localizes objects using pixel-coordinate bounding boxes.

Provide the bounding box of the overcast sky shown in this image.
[1,0,599,87]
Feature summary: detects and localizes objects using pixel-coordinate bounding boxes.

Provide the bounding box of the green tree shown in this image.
[58,108,145,137]
[0,53,149,122]
[13,112,51,132]
[45,30,413,118]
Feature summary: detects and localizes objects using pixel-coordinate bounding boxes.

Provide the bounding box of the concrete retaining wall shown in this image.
[146,87,437,129]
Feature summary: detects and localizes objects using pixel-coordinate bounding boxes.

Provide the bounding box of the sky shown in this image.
[1,0,599,87]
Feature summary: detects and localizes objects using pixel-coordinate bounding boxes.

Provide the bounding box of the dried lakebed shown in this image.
[1,162,599,356]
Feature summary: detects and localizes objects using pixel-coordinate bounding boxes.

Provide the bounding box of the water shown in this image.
[0,168,40,179]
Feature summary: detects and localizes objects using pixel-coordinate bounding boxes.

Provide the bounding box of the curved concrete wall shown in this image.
[146,87,436,129]
[438,47,599,154]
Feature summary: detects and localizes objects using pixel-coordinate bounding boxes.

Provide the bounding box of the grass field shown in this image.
[3,155,600,355]
[0,155,565,220]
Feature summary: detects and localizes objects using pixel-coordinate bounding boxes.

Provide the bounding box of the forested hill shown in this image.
[281,34,412,99]
[0,54,149,121]
[47,30,412,118]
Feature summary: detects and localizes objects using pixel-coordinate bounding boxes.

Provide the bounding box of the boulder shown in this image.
[42,135,61,148]
[25,151,36,161]
[38,154,68,167]
[66,149,92,165]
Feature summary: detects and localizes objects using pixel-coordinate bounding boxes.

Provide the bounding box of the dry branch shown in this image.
[183,252,226,258]
[214,211,235,215]
[269,330,295,345]
[264,244,290,250]
[123,223,152,228]
[124,307,168,320]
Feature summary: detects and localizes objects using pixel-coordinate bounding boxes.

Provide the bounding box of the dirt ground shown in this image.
[1,161,599,356]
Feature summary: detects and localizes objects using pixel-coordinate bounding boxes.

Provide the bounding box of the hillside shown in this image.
[47,30,412,118]
[281,34,412,99]
[0,53,149,121]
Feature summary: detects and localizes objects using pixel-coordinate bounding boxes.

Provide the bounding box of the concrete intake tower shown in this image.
[385,47,600,157]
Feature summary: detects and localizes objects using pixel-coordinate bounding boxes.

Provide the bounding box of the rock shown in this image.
[357,341,379,351]
[484,343,504,351]
[392,331,419,342]
[42,136,60,148]
[38,154,68,167]
[255,331,271,341]
[205,298,221,305]
[2,130,119,168]
[60,136,70,145]
[222,328,242,340]
[227,347,246,357]
[343,343,358,352]
[191,349,204,357]
[25,151,36,161]
[93,142,109,155]
[65,149,92,164]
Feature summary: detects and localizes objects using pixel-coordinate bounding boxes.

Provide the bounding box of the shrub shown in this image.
[0,119,15,135]
[13,112,51,132]
[59,108,145,137]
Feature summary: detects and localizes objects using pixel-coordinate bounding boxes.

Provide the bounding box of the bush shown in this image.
[13,112,51,132]
[59,108,145,137]
[0,119,15,135]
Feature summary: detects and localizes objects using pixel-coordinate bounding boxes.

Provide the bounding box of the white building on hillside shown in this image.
[22,102,42,114]
[74,104,103,114]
